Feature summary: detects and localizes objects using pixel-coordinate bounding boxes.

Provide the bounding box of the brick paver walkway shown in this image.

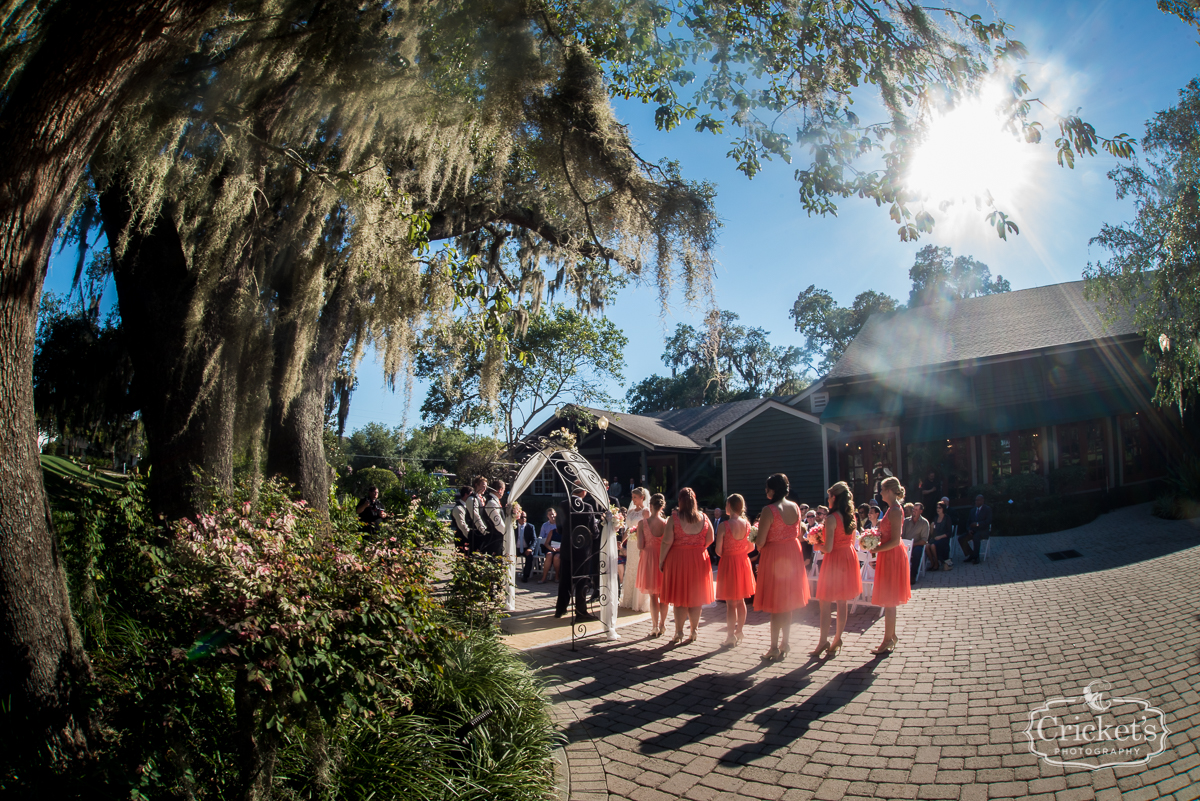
[524,504,1200,800]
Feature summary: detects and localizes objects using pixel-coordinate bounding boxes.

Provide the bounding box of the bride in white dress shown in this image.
[620,487,651,611]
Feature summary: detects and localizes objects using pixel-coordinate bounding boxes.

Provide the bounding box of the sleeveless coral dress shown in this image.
[754,507,810,613]
[635,516,664,595]
[815,514,863,602]
[660,516,715,607]
[871,501,912,607]
[715,518,756,601]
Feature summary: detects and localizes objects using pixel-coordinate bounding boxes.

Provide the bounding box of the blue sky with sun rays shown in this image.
[42,1,1200,440]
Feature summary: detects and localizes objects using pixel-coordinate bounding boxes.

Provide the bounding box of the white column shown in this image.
[822,426,830,490]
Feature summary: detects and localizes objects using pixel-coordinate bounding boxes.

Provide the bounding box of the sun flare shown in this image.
[905,82,1036,209]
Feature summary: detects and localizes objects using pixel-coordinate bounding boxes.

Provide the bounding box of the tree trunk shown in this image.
[234,668,281,801]
[99,185,238,520]
[0,0,216,760]
[265,268,356,512]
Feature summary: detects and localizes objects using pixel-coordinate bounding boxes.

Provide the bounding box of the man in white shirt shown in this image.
[539,509,560,583]
[902,502,930,584]
[515,509,537,582]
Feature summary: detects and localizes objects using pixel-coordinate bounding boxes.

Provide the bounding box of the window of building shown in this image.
[532,463,559,495]
[1057,421,1108,489]
[987,429,1044,483]
[1119,413,1165,484]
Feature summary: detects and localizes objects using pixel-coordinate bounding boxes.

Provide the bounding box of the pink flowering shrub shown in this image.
[146,479,446,711]
[116,477,454,795]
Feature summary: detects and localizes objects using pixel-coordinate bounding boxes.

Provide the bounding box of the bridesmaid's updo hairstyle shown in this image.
[649,493,666,513]
[765,473,790,503]
[726,494,746,518]
[677,487,702,524]
[827,481,858,535]
[880,475,905,501]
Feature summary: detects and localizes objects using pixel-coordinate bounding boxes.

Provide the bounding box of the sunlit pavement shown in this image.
[522,503,1200,801]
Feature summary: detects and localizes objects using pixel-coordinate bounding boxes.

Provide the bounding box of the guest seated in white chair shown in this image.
[903,502,930,584]
[926,500,953,570]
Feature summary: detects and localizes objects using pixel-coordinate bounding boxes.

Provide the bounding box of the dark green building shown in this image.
[816,280,1179,505]
[522,280,1181,516]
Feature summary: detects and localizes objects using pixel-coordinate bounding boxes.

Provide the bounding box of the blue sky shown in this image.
[44,1,1200,439]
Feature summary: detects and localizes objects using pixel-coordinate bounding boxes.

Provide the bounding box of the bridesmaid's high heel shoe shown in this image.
[722,635,738,647]
[668,632,684,645]
[826,640,842,658]
[871,636,898,655]
[808,641,831,658]
[761,647,780,661]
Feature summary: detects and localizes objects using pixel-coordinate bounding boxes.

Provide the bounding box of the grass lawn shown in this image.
[40,454,127,493]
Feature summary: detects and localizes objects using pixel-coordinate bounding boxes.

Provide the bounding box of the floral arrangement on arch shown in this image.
[546,426,577,450]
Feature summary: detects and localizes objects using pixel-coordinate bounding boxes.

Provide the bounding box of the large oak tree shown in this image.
[0,0,219,761]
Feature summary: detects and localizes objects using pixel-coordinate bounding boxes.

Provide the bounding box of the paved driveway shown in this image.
[523,504,1200,800]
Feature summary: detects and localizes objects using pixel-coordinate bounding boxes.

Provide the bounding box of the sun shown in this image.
[905,81,1036,210]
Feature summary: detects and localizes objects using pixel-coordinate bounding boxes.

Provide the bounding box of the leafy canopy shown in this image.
[418,305,627,446]
[1086,77,1200,413]
[907,244,1010,306]
[791,287,900,376]
[792,244,1008,373]
[625,310,806,413]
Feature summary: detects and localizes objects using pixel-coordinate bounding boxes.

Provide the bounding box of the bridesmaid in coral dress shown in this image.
[636,493,669,637]
[659,488,714,644]
[867,476,911,654]
[754,473,809,661]
[810,481,863,659]
[714,493,755,647]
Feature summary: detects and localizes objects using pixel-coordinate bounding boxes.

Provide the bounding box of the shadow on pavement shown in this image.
[719,660,879,764]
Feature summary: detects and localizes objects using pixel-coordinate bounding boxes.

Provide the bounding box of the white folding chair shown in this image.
[914,541,928,582]
[807,549,823,597]
[851,548,875,614]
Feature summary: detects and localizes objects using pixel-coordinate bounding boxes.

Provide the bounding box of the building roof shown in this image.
[576,398,769,449]
[826,280,1140,381]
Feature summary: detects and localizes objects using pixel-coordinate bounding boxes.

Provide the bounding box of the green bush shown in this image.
[447,552,509,630]
[280,632,559,800]
[967,483,1003,505]
[383,466,455,510]
[1048,464,1087,495]
[341,465,399,500]
[1149,457,1200,519]
[1001,472,1048,503]
[14,473,556,800]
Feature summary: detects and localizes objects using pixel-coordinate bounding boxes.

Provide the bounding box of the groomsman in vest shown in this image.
[466,475,490,553]
[515,509,538,582]
[482,479,507,556]
[450,485,472,551]
[960,494,992,564]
